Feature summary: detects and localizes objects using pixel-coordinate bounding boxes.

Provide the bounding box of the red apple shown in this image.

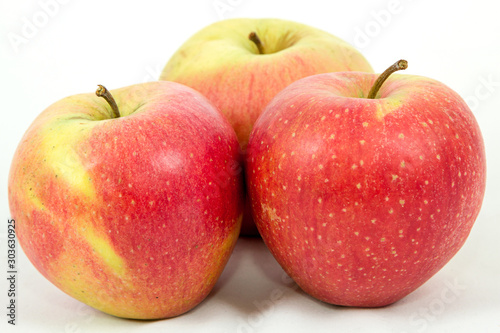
[8,81,244,319]
[245,60,486,307]
[159,18,374,235]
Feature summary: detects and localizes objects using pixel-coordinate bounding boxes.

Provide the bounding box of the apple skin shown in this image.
[8,81,244,319]
[160,18,373,235]
[245,71,486,307]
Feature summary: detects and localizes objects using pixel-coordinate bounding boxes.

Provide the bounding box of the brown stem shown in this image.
[248,31,264,54]
[96,85,120,118]
[367,60,408,99]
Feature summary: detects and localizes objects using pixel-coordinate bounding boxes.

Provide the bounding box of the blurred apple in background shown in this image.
[160,18,373,235]
[246,60,486,306]
[8,81,244,319]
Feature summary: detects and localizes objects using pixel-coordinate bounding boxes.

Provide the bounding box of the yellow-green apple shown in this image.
[8,81,244,319]
[160,18,373,235]
[245,60,486,307]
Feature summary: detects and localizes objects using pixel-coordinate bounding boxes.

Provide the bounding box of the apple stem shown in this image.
[249,32,264,54]
[367,60,408,99]
[96,85,120,118]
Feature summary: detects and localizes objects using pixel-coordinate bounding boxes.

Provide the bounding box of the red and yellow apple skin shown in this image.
[8,81,244,319]
[246,72,486,307]
[160,18,373,235]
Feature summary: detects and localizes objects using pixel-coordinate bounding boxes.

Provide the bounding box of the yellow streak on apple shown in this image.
[375,99,404,120]
[41,120,97,200]
[203,213,243,282]
[81,226,127,276]
[26,188,45,212]
[42,119,131,280]
[28,122,128,279]
[54,231,134,316]
[35,117,131,302]
[56,214,243,318]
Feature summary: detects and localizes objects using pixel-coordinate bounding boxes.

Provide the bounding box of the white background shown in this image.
[1,0,500,332]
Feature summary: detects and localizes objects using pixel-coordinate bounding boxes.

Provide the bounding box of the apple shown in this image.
[160,18,373,235]
[245,60,486,307]
[8,81,244,319]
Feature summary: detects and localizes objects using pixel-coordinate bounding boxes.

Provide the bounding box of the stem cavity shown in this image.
[367,59,408,99]
[96,84,120,118]
[249,31,264,54]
